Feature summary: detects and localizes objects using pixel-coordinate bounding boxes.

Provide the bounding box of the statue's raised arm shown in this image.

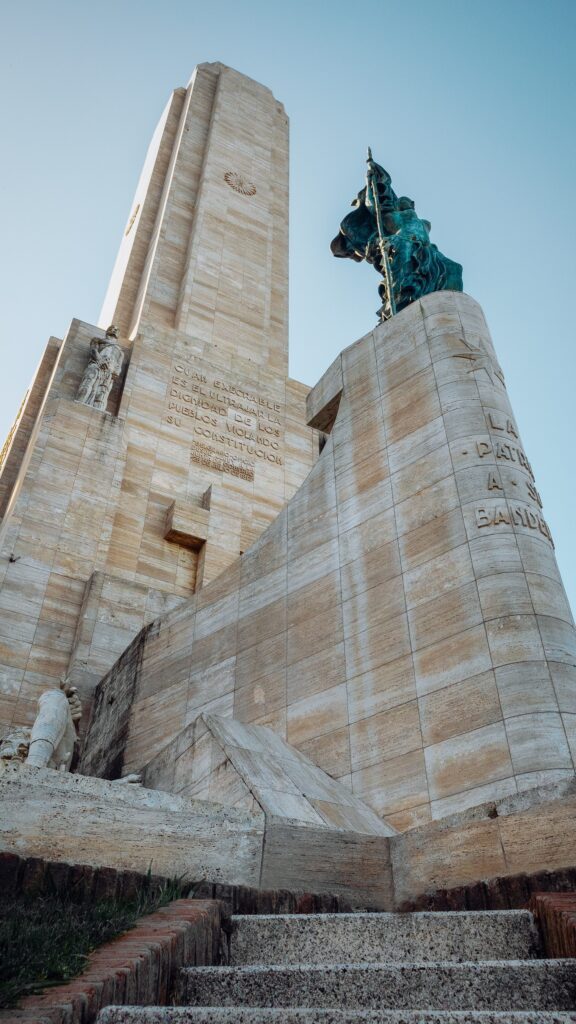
[331,152,463,322]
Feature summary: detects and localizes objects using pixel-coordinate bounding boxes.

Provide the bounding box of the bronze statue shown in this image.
[331,151,463,321]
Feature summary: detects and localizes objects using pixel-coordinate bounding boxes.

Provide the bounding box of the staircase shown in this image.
[99,910,576,1022]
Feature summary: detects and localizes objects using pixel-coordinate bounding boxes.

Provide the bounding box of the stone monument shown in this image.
[0,66,575,910]
[75,147,576,831]
[80,286,576,832]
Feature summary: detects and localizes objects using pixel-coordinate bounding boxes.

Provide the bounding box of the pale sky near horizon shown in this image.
[1,0,575,610]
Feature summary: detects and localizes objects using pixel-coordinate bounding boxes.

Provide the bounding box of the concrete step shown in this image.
[177,961,576,1011]
[99,1008,576,1023]
[228,911,541,964]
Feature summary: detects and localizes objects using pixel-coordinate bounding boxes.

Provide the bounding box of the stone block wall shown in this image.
[0,337,62,521]
[94,290,576,829]
[391,778,576,904]
[1,766,576,913]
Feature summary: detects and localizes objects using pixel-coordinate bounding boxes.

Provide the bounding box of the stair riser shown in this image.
[230,913,540,964]
[178,963,576,1011]
[99,1010,576,1024]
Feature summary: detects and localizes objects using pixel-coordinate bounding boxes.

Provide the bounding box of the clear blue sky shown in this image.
[1,0,575,610]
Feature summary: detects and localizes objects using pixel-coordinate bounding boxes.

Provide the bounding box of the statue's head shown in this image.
[105,325,119,340]
[0,727,31,763]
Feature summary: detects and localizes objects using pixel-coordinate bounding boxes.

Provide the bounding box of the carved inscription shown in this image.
[486,411,518,437]
[125,203,140,236]
[476,440,535,480]
[486,472,542,506]
[471,408,552,544]
[476,505,554,545]
[164,358,284,476]
[454,359,555,544]
[191,442,254,481]
[527,481,543,507]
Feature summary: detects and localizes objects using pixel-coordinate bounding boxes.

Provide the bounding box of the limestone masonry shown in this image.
[1,63,575,903]
[0,63,317,735]
[82,288,576,828]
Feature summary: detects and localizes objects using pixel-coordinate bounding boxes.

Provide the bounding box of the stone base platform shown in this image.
[0,762,392,909]
[2,764,576,910]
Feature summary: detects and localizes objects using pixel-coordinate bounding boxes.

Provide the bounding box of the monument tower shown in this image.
[0,63,318,735]
[1,63,576,898]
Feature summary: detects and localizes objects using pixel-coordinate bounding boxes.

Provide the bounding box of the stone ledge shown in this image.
[0,765,393,909]
[0,900,222,1024]
[305,353,342,432]
[164,502,209,550]
[397,865,576,913]
[392,784,576,906]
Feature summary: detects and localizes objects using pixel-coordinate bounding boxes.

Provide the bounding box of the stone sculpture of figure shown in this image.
[26,689,77,770]
[0,679,82,772]
[331,152,463,321]
[76,324,124,411]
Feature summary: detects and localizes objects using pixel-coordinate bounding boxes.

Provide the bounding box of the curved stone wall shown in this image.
[92,291,576,829]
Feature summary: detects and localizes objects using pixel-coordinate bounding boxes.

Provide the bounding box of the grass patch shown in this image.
[0,877,185,1009]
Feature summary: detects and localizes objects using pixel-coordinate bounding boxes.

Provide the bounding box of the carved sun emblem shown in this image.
[452,338,505,387]
[224,171,257,196]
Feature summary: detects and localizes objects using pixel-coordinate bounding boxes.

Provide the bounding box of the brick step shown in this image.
[228,911,540,964]
[176,961,576,1011]
[98,1008,576,1024]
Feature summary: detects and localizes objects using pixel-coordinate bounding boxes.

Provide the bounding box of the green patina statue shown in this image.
[331,150,463,321]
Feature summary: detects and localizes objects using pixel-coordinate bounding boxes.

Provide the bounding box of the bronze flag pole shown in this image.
[366,147,396,320]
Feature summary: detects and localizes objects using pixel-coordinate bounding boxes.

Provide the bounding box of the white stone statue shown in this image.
[76,324,124,410]
[0,679,82,771]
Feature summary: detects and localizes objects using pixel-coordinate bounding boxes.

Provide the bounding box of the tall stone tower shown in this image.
[0,63,317,735]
